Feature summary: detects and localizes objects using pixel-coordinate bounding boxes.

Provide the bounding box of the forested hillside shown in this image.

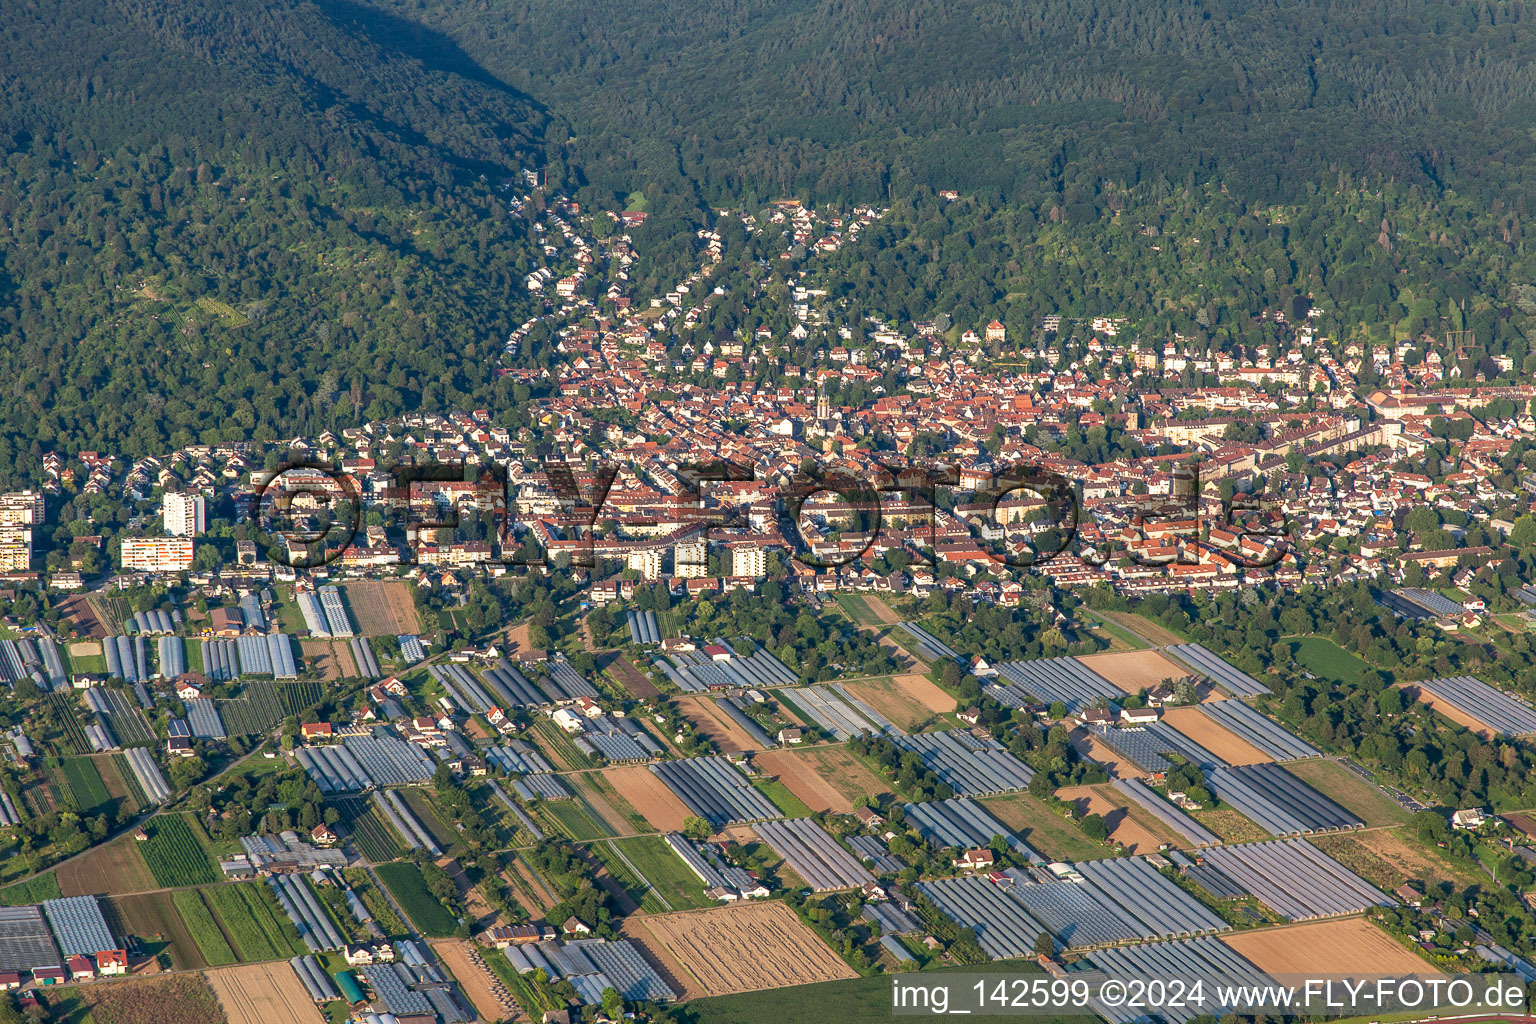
[7,0,1536,482]
[0,0,548,484]
[366,0,1536,205]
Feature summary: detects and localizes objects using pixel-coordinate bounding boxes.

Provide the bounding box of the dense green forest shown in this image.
[366,0,1536,206]
[0,0,548,486]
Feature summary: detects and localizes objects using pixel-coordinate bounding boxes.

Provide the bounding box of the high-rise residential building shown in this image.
[731,544,767,579]
[0,527,31,572]
[0,491,44,527]
[673,538,708,578]
[627,548,664,580]
[163,492,206,537]
[121,537,194,573]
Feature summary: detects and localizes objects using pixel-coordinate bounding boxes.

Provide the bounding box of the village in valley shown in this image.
[2,180,1536,1024]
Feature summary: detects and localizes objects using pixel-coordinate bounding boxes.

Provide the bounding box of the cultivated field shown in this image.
[1054,784,1179,854]
[1159,707,1272,765]
[301,640,357,680]
[58,836,157,896]
[1076,650,1190,691]
[675,695,763,752]
[1221,918,1432,975]
[113,891,209,969]
[1093,610,1185,647]
[433,939,516,1022]
[340,580,421,635]
[1397,681,1497,738]
[1284,758,1413,827]
[72,973,225,1024]
[840,675,953,730]
[207,961,325,1024]
[607,765,694,831]
[605,652,661,698]
[979,794,1115,862]
[629,902,855,996]
[59,597,105,639]
[1070,729,1146,780]
[754,747,890,814]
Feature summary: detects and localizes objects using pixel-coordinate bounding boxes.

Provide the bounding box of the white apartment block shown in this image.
[673,538,708,578]
[0,491,44,527]
[162,491,206,537]
[731,544,767,579]
[121,537,194,573]
[627,548,664,580]
[0,526,31,572]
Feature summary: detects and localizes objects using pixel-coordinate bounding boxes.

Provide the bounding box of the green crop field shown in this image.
[0,873,60,906]
[204,883,305,961]
[58,757,111,814]
[48,695,91,755]
[331,797,403,862]
[171,889,237,966]
[375,861,457,938]
[538,799,611,841]
[141,815,219,887]
[530,719,595,770]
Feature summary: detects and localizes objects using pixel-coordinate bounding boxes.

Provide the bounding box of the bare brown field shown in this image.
[60,596,105,638]
[675,695,762,752]
[340,580,421,636]
[1159,707,1273,765]
[1055,784,1179,853]
[605,652,661,698]
[755,747,891,814]
[113,891,207,969]
[1095,610,1186,647]
[1397,681,1497,738]
[506,618,534,652]
[433,939,517,1022]
[208,961,326,1024]
[1077,650,1189,692]
[60,836,157,896]
[1221,918,1432,975]
[299,640,354,681]
[608,764,694,831]
[68,640,102,659]
[892,673,958,712]
[841,675,952,729]
[631,902,855,996]
[861,595,902,625]
[1505,811,1536,839]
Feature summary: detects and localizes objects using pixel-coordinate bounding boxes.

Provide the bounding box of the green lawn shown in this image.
[978,793,1116,862]
[751,777,813,818]
[1287,635,1371,686]
[599,835,718,912]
